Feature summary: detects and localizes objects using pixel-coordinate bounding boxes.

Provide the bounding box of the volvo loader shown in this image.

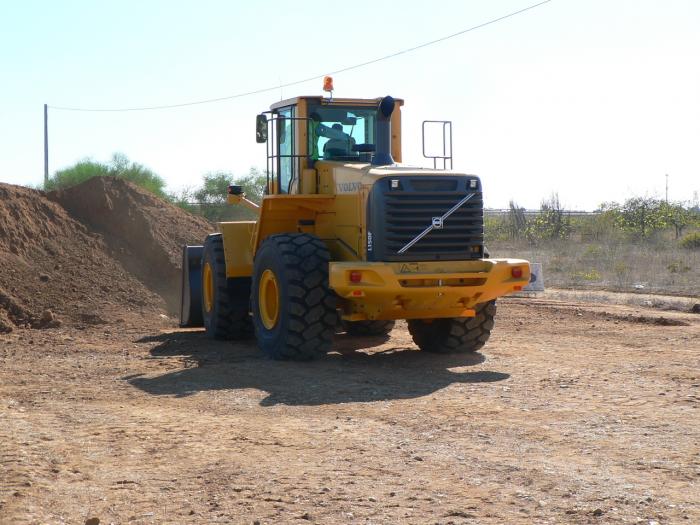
[181,81,530,360]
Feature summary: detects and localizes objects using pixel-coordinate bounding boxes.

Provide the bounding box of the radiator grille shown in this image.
[367,176,484,262]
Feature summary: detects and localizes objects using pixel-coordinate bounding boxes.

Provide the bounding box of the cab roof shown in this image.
[270,96,403,111]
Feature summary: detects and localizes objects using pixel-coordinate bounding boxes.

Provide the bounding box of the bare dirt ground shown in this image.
[2,297,698,524]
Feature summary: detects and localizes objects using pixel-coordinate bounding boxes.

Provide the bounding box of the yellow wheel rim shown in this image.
[203,261,214,313]
[259,269,280,330]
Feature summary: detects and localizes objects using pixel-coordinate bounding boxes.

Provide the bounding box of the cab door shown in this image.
[276,106,296,194]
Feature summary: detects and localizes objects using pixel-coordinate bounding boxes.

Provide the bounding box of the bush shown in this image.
[667,261,691,273]
[110,153,168,198]
[45,153,168,199]
[679,232,700,250]
[44,160,108,192]
[484,215,509,242]
[527,193,571,241]
[582,244,604,260]
[571,269,601,282]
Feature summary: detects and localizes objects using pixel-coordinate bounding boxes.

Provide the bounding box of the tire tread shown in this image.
[407,301,497,353]
[253,234,336,360]
[202,234,252,340]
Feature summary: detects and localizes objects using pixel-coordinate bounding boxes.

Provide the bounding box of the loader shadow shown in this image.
[128,330,509,406]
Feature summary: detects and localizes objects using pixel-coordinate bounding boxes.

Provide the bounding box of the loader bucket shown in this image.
[180,245,204,327]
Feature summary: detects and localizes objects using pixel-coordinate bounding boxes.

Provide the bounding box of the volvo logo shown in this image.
[431,217,443,229]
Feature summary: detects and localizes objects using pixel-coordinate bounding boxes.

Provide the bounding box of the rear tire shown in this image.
[251,234,336,360]
[343,320,395,336]
[201,234,252,340]
[408,301,496,353]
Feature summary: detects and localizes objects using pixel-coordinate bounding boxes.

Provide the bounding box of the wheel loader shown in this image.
[181,83,530,360]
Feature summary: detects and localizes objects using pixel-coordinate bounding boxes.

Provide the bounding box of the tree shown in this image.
[183,168,268,222]
[193,168,267,205]
[613,197,666,239]
[193,171,234,204]
[659,201,697,239]
[232,167,267,203]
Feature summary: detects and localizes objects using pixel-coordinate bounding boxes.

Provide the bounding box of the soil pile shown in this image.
[49,177,212,312]
[0,183,161,331]
[0,177,212,332]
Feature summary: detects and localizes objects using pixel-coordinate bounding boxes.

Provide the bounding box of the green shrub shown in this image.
[679,231,700,250]
[484,215,509,242]
[667,261,691,273]
[44,160,108,191]
[527,194,572,242]
[45,153,168,199]
[581,244,604,260]
[110,153,168,198]
[571,269,602,282]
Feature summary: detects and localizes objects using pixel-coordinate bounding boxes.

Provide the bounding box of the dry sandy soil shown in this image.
[2,297,698,524]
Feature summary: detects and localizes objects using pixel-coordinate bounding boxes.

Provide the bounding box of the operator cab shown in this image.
[256,96,403,195]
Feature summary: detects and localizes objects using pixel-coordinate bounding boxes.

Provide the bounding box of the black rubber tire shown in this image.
[201,234,252,340]
[180,245,203,327]
[343,320,395,336]
[251,233,336,360]
[407,301,496,353]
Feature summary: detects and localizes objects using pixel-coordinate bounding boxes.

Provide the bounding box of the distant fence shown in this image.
[484,209,599,217]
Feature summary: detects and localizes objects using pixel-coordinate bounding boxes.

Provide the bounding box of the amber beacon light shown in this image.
[323,76,334,93]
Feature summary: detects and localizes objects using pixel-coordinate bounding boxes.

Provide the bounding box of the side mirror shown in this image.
[256,114,268,143]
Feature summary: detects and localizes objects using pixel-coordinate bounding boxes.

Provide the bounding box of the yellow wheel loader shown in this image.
[180,87,530,360]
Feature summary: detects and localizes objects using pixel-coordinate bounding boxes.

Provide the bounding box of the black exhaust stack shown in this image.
[372,96,395,166]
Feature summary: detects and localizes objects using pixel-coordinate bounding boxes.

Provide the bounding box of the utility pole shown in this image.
[43,104,49,186]
[665,173,669,203]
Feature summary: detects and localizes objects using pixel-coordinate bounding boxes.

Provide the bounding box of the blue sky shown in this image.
[1,0,698,209]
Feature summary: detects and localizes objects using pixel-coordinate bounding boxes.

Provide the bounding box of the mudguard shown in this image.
[179,245,204,327]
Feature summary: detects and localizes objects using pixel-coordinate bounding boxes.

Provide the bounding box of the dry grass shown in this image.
[490,238,699,297]
[516,288,698,313]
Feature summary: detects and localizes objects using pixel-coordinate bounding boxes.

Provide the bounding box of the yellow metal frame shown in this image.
[219,221,256,278]
[251,195,335,252]
[329,259,530,321]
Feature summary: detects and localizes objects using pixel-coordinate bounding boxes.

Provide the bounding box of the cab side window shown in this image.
[277,107,295,194]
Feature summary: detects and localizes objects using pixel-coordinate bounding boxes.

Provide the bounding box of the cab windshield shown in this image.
[308,104,377,161]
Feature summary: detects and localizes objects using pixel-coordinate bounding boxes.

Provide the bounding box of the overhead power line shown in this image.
[49,0,552,112]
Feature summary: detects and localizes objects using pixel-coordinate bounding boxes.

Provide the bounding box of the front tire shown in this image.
[251,234,336,360]
[408,301,496,353]
[201,234,252,340]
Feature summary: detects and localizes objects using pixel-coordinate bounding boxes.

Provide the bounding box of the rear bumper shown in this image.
[329,259,530,321]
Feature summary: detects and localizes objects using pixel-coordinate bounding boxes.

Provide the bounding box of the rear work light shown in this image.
[349,270,362,283]
[511,267,523,279]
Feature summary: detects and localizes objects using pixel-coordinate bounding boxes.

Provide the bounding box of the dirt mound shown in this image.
[0,183,163,330]
[0,287,34,332]
[614,313,690,326]
[49,177,212,312]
